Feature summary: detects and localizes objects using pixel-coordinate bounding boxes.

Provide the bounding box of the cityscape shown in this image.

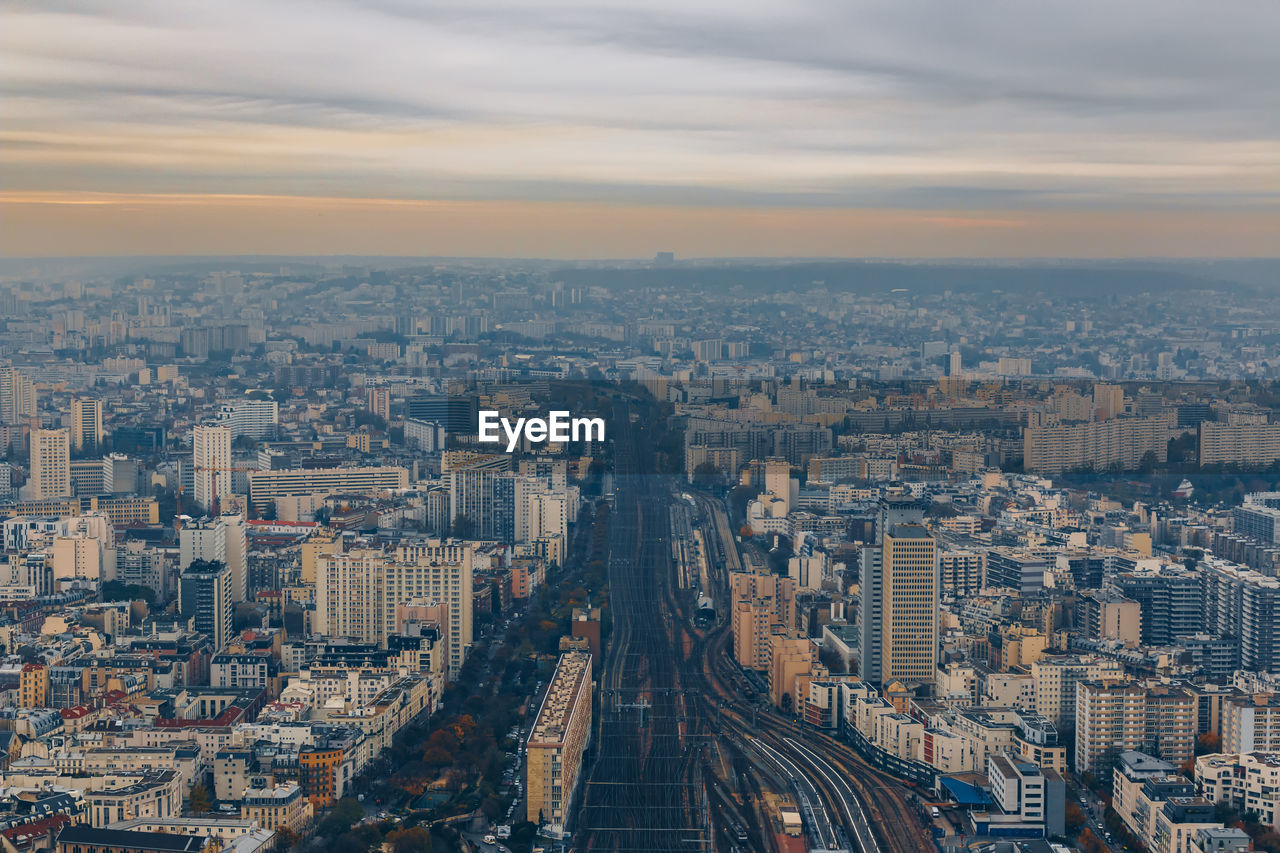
[3,3,1280,853]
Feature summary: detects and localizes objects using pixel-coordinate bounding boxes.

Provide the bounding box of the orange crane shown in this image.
[178,464,261,517]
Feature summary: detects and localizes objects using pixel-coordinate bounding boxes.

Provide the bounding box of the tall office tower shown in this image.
[366,386,391,422]
[949,350,962,377]
[525,651,592,831]
[180,515,248,603]
[0,367,37,424]
[70,397,104,454]
[858,495,926,685]
[192,425,232,512]
[878,524,938,685]
[28,428,71,499]
[314,540,475,679]
[180,559,233,651]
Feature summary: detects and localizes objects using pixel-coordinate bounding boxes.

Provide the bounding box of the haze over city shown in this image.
[2,5,1280,853]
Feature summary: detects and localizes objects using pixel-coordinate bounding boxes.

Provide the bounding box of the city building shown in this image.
[1199,421,1280,468]
[29,428,71,499]
[192,425,233,512]
[315,540,475,678]
[526,651,592,832]
[179,560,234,651]
[70,397,105,453]
[247,466,409,511]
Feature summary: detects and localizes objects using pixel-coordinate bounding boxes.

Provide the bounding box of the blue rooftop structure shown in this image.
[940,777,990,807]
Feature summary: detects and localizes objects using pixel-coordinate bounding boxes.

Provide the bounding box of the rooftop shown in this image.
[528,651,591,748]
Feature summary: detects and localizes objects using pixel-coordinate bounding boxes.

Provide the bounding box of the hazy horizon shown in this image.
[4,1,1279,257]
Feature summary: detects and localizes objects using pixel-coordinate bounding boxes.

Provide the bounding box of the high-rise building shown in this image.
[1204,561,1280,673]
[180,515,248,603]
[192,424,232,512]
[405,393,478,439]
[879,524,938,685]
[28,428,71,499]
[763,457,792,516]
[984,550,1048,594]
[1075,680,1195,777]
[1093,383,1125,421]
[1030,655,1127,729]
[366,386,391,422]
[1222,694,1280,754]
[1023,415,1172,473]
[448,455,509,538]
[315,540,475,678]
[526,651,592,831]
[939,550,985,598]
[730,571,797,671]
[1113,570,1203,647]
[180,559,233,651]
[213,399,279,440]
[858,495,927,686]
[0,367,37,424]
[69,397,104,453]
[1199,421,1280,469]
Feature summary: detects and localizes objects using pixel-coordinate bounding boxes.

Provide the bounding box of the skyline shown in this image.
[3,0,1280,257]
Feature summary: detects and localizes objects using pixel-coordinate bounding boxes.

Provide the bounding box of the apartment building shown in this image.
[1023,414,1173,473]
[526,651,592,832]
[1223,693,1280,753]
[1199,421,1280,468]
[1075,680,1196,777]
[248,465,409,510]
[729,570,797,671]
[1031,656,1126,729]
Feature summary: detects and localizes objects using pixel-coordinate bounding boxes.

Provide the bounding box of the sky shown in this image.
[3,0,1279,258]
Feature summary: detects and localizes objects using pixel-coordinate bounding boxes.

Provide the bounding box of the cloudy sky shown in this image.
[3,0,1279,257]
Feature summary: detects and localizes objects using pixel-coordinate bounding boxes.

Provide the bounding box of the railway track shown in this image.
[577,401,708,852]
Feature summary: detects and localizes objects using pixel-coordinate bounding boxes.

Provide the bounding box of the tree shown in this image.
[1197,732,1222,755]
[189,783,213,813]
[1065,801,1086,834]
[450,514,475,539]
[101,580,156,607]
[317,797,364,837]
[387,827,432,853]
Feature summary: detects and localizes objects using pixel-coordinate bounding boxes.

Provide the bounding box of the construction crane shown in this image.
[178,464,261,518]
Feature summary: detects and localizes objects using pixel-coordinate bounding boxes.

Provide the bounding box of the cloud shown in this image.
[0,0,1278,240]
